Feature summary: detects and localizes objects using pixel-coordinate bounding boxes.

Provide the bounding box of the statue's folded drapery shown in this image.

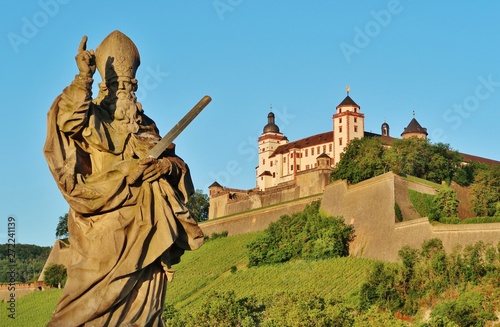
[44,92,204,326]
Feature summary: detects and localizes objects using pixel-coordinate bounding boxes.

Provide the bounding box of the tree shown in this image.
[44,263,67,288]
[55,213,69,239]
[384,137,430,178]
[331,137,386,184]
[434,188,459,218]
[425,143,461,184]
[187,189,209,221]
[470,165,500,217]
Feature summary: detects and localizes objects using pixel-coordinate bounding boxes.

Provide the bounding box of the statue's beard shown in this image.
[105,93,142,134]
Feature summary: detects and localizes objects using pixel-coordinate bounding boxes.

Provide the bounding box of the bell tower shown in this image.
[332,86,364,164]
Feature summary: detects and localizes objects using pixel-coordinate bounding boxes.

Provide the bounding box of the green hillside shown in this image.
[1,232,376,327]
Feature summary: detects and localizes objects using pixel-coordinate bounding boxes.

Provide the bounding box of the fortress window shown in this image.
[273,172,275,178]
[297,165,300,171]
[284,157,286,163]
[306,164,310,170]
[290,165,293,171]
[339,138,343,146]
[339,118,342,123]
[354,125,358,132]
[354,117,358,123]
[317,146,320,153]
[263,159,265,165]
[329,144,332,152]
[270,161,273,167]
[305,149,308,157]
[339,126,342,133]
[311,148,315,155]
[323,145,326,153]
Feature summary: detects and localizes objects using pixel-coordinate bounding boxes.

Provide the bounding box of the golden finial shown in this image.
[346,85,350,96]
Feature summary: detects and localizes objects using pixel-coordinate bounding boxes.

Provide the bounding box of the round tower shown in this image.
[401,112,427,139]
[257,111,287,190]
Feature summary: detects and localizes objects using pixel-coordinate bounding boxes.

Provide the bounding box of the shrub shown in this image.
[262,292,353,327]
[184,291,264,327]
[433,188,459,219]
[247,201,355,267]
[43,263,67,288]
[431,291,496,327]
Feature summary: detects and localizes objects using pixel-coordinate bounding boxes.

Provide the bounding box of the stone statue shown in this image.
[43,30,204,326]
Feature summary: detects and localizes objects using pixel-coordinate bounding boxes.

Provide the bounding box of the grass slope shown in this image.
[1,232,376,326]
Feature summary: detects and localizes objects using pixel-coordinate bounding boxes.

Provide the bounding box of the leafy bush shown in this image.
[470,164,500,217]
[433,188,459,218]
[246,201,355,266]
[43,263,67,288]
[193,291,263,327]
[359,262,401,312]
[431,291,497,327]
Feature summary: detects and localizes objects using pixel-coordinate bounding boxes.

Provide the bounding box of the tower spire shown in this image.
[346,85,350,96]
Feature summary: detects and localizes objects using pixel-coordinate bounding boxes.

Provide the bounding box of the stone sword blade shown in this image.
[146,95,212,159]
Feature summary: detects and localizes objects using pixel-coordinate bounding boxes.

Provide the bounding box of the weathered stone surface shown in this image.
[44,31,204,326]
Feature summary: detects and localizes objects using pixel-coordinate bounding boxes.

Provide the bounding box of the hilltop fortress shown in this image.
[208,88,498,220]
[201,88,500,262]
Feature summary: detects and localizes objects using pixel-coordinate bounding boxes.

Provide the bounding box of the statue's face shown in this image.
[102,78,142,134]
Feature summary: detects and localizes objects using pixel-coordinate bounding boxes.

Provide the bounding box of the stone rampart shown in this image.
[321,172,500,262]
[200,195,323,237]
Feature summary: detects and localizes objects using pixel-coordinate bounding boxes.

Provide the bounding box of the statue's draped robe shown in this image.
[44,79,204,326]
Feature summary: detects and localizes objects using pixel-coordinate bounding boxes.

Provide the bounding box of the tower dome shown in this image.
[381,121,390,136]
[263,112,280,133]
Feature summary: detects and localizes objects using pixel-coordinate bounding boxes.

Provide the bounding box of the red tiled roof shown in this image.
[269,131,333,158]
[459,153,500,166]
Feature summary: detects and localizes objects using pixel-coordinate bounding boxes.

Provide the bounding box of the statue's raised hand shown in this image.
[75,36,96,77]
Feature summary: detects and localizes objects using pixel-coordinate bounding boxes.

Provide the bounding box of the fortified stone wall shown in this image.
[200,195,323,237]
[205,172,500,263]
[321,173,398,260]
[209,168,331,219]
[321,172,500,262]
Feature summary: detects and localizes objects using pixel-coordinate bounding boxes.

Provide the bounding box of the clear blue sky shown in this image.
[1,1,499,246]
